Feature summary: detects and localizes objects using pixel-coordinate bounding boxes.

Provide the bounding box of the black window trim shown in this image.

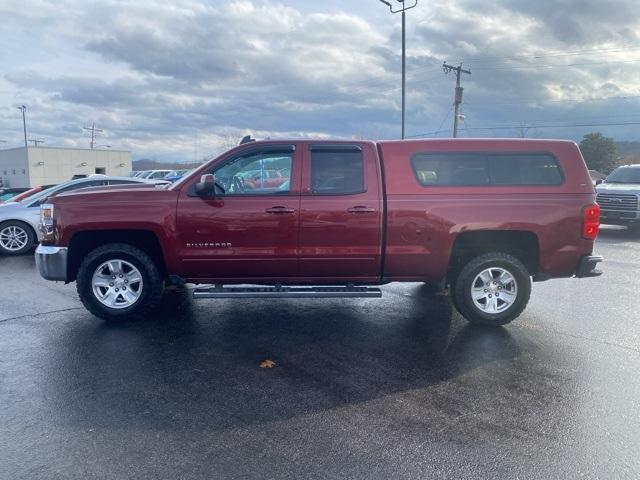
[409,150,565,187]
[309,144,362,152]
[308,146,367,196]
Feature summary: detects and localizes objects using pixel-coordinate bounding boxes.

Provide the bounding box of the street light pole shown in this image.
[379,0,418,140]
[17,105,27,147]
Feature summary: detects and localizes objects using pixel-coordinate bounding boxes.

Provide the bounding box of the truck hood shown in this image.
[596,183,640,195]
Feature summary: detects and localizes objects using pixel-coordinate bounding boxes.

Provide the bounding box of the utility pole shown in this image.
[16,105,27,147]
[379,0,418,140]
[83,122,103,149]
[442,62,471,138]
[28,138,45,147]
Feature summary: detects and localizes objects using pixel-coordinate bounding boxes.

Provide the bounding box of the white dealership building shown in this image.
[0,146,132,188]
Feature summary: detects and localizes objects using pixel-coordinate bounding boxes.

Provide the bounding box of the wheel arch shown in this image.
[447,230,540,283]
[67,229,167,282]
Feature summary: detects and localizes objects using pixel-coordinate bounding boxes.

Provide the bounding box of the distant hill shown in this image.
[133,158,203,171]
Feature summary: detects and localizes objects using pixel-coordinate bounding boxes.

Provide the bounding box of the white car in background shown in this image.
[0,176,167,255]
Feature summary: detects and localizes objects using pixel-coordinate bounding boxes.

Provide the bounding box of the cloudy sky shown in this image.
[1,0,639,162]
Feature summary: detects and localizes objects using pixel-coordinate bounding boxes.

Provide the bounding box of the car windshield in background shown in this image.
[20,184,60,205]
[606,167,640,184]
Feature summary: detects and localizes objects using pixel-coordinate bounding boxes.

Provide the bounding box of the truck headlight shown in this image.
[40,203,55,242]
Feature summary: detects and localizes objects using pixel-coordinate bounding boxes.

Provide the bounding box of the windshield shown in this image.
[605,167,640,184]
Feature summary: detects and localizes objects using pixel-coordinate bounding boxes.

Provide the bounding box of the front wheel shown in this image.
[76,243,164,322]
[453,252,531,327]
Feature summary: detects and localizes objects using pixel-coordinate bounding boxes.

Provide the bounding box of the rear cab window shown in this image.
[411,152,563,187]
[310,148,365,195]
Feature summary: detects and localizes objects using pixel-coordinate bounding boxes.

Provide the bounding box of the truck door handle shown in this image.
[347,206,375,214]
[265,206,295,214]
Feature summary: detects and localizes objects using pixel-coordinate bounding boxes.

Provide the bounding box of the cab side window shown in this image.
[214,152,292,195]
[310,150,364,195]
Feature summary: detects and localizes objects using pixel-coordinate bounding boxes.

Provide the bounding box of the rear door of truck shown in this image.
[298,142,383,281]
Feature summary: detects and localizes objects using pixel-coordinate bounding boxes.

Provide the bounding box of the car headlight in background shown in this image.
[40,203,56,242]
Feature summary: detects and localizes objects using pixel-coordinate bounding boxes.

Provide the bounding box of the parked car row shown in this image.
[0,175,169,255]
[128,169,194,182]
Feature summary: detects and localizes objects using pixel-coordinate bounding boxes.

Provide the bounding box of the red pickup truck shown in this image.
[35,138,602,326]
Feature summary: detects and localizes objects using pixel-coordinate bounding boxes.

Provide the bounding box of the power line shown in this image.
[469,58,640,71]
[465,94,640,107]
[408,120,640,138]
[466,44,640,63]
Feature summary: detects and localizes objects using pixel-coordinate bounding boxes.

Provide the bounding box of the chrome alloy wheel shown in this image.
[91,259,144,309]
[470,267,518,314]
[0,225,29,252]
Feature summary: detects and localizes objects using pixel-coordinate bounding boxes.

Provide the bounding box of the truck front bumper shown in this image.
[575,255,603,278]
[35,245,68,282]
[599,208,640,225]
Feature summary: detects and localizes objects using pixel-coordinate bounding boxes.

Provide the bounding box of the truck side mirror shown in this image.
[195,174,215,196]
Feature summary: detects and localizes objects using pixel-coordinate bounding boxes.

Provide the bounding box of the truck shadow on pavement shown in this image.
[34,282,572,441]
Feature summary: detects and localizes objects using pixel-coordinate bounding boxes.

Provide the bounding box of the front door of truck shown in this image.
[298,143,383,281]
[176,145,301,279]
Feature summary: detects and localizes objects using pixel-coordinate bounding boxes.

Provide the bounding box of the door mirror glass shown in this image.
[195,174,215,196]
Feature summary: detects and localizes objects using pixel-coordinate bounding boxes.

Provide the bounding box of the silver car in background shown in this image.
[0,175,167,255]
[596,164,640,231]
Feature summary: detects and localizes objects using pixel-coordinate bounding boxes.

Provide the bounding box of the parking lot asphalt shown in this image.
[1,226,639,480]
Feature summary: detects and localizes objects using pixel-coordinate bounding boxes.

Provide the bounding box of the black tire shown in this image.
[0,220,36,255]
[453,252,531,327]
[76,243,164,322]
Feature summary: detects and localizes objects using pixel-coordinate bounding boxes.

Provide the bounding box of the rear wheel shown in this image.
[76,243,164,322]
[0,221,35,255]
[453,252,531,326]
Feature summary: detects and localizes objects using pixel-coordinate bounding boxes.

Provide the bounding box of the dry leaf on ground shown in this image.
[259,359,276,369]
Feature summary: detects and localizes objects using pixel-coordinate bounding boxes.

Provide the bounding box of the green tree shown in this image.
[579,132,618,174]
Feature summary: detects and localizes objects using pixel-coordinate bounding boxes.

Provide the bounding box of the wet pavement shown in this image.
[1,226,639,479]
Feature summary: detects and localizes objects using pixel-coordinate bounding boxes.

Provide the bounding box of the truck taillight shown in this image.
[582,203,600,240]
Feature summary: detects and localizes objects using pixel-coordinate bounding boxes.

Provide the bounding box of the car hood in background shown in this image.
[75,183,169,194]
[0,202,26,212]
[596,183,640,195]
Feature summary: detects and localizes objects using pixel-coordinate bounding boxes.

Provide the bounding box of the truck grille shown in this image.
[596,193,639,211]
